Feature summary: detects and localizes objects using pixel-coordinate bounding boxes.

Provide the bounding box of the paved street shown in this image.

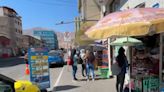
[0,57,119,92]
[53,65,117,92]
[0,57,63,91]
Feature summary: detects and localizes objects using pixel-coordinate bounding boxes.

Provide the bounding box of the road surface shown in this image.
[0,57,120,92]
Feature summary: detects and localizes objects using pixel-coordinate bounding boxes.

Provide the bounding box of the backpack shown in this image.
[78,57,83,64]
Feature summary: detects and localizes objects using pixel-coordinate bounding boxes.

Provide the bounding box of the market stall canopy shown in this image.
[75,22,95,46]
[85,8,164,39]
[110,37,143,46]
[89,44,106,51]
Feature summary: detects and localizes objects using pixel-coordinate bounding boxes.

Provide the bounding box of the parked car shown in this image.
[0,74,47,92]
[48,50,65,67]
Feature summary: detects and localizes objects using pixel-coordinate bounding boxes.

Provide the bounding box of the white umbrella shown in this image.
[110,37,143,46]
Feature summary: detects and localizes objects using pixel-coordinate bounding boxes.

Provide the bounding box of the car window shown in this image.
[0,81,13,92]
[49,50,64,56]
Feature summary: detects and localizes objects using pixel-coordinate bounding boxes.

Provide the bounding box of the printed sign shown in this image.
[64,32,71,42]
[28,48,50,89]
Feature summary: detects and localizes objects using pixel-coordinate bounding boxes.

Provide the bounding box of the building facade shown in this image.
[33,30,58,50]
[115,0,164,10]
[0,6,23,58]
[76,0,102,46]
[22,35,43,50]
[78,0,101,21]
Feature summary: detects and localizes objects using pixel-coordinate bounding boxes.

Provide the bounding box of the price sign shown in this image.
[28,48,50,89]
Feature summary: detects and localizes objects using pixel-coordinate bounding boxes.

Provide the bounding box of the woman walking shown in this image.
[85,50,95,81]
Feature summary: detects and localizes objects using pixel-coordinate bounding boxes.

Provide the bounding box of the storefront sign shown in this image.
[28,48,50,89]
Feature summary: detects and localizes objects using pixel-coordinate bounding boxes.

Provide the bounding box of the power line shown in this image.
[27,0,77,7]
[51,0,77,5]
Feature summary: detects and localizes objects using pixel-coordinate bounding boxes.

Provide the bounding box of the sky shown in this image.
[0,0,79,32]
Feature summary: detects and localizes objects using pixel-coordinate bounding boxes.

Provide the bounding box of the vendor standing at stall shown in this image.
[116,47,128,92]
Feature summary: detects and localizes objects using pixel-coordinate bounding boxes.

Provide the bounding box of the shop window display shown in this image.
[131,34,159,92]
[162,35,164,84]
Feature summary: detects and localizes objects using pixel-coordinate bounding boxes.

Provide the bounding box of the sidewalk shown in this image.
[0,56,24,61]
[0,56,25,67]
[53,65,117,92]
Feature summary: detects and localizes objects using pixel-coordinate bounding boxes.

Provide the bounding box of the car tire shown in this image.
[41,89,47,92]
[49,64,54,68]
[60,63,64,67]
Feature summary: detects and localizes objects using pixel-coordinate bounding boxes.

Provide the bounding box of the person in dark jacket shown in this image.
[116,47,128,92]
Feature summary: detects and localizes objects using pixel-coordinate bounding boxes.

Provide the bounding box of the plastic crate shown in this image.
[99,68,109,78]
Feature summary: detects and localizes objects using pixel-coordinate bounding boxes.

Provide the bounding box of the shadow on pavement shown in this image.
[0,57,25,67]
[49,64,64,68]
[78,77,110,82]
[53,85,80,91]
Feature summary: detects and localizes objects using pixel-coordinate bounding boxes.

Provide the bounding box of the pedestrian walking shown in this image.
[66,47,72,71]
[116,47,128,92]
[85,50,95,81]
[80,49,86,77]
[71,49,79,80]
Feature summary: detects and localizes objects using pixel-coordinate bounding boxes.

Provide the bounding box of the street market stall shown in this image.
[130,35,159,92]
[85,8,164,92]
